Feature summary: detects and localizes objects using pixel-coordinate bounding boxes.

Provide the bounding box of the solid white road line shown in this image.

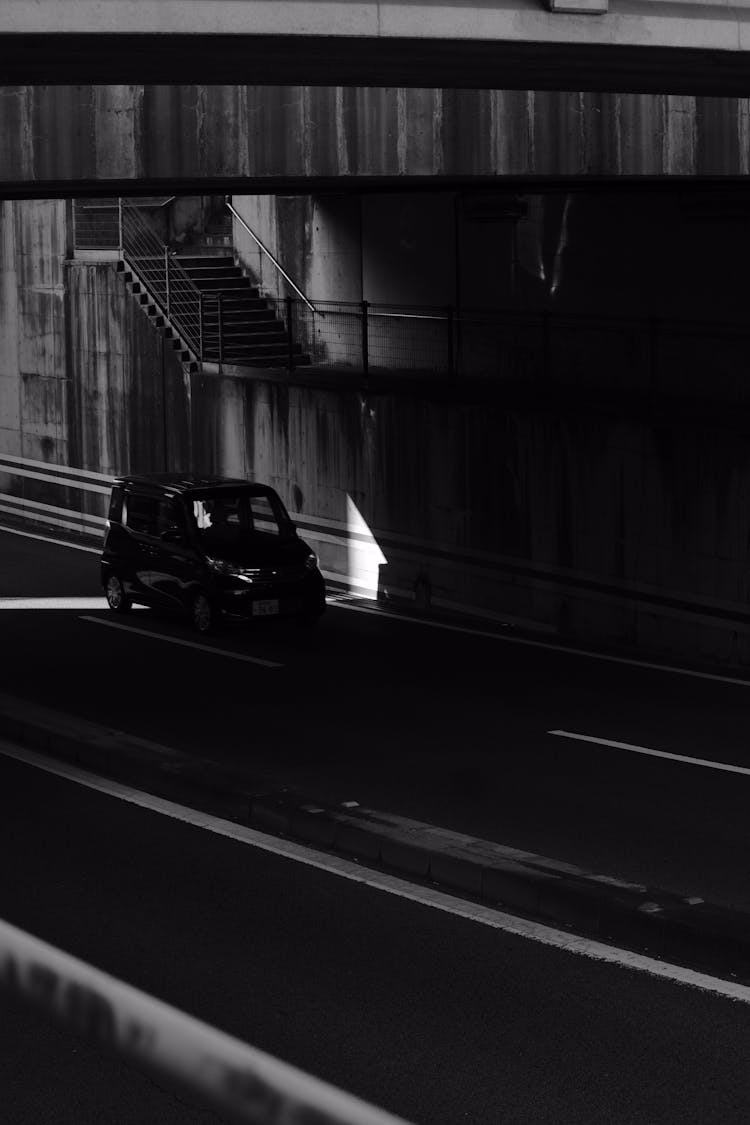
[80,615,284,668]
[0,523,101,554]
[326,598,750,689]
[7,521,750,692]
[3,737,750,1006]
[549,729,750,777]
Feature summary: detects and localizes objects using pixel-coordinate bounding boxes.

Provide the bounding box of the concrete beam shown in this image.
[1,1,750,95]
[3,86,750,193]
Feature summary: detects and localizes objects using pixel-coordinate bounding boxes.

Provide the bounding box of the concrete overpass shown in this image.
[1,0,750,95]
[2,82,750,197]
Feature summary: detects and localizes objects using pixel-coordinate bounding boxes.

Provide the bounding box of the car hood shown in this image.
[205,534,311,569]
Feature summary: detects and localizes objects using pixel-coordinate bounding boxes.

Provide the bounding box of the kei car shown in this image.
[100,473,326,634]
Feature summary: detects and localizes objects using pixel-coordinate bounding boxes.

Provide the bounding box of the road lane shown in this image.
[4,527,750,909]
[80,614,285,667]
[6,736,750,1005]
[4,752,750,1125]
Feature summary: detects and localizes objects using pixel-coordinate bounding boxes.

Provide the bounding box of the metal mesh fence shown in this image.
[279,300,750,386]
[458,311,543,381]
[288,300,364,371]
[73,201,119,249]
[367,305,453,374]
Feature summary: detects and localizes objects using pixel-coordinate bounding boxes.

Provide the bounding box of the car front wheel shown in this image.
[191,591,218,635]
[105,574,132,614]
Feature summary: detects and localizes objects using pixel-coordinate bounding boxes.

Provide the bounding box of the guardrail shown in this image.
[0,917,412,1125]
[0,454,111,537]
[279,299,750,381]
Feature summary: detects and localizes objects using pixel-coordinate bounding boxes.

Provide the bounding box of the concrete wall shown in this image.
[0,201,186,525]
[234,188,750,318]
[0,199,70,468]
[142,368,750,668]
[4,87,750,190]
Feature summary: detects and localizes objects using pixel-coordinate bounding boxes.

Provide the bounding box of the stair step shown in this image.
[191,277,253,291]
[208,341,306,358]
[173,246,234,259]
[174,255,235,269]
[177,265,242,279]
[202,326,287,337]
[243,355,312,368]
[201,310,273,325]
[206,357,311,370]
[202,294,269,308]
[201,308,269,322]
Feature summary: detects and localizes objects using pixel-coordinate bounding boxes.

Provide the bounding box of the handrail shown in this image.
[0,916,412,1125]
[120,200,206,356]
[225,200,321,317]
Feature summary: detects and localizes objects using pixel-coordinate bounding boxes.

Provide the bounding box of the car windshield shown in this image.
[191,491,293,548]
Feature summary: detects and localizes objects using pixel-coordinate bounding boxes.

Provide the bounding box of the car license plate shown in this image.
[252,599,279,617]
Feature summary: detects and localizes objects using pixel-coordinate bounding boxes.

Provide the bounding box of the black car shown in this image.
[100,474,326,633]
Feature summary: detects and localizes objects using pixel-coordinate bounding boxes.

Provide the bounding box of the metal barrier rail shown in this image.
[0,917,412,1125]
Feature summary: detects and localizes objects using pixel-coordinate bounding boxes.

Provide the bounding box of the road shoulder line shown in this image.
[3,735,750,1007]
[1,690,749,988]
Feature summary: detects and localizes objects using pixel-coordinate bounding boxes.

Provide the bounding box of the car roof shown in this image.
[112,473,273,496]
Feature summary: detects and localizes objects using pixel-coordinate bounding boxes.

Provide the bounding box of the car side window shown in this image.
[125,493,159,537]
[108,486,124,524]
[249,495,281,536]
[158,499,185,537]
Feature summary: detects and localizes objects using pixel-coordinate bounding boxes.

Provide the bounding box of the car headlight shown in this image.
[304,552,318,571]
[206,557,236,575]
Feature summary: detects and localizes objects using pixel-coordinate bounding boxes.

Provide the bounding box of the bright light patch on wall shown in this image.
[346,496,387,601]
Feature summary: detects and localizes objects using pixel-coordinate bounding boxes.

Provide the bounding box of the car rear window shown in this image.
[125,493,159,536]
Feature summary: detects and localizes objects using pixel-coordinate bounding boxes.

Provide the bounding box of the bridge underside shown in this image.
[2,34,750,97]
[3,84,750,196]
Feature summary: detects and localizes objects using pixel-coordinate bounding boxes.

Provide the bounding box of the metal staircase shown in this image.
[175,255,309,367]
[117,199,310,369]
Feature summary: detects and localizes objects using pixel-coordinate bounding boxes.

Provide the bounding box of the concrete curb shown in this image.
[1,691,749,983]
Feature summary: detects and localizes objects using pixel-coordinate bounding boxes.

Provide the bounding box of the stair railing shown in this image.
[225,200,322,318]
[120,199,217,361]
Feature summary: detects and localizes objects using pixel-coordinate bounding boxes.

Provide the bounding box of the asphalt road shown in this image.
[3,752,750,1125]
[3,525,750,911]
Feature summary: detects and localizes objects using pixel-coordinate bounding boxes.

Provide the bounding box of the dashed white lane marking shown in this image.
[550,729,750,777]
[80,615,283,668]
[3,737,750,1006]
[0,523,101,553]
[326,597,750,690]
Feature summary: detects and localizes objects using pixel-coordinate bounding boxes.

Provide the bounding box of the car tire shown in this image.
[104,574,132,614]
[191,591,218,635]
